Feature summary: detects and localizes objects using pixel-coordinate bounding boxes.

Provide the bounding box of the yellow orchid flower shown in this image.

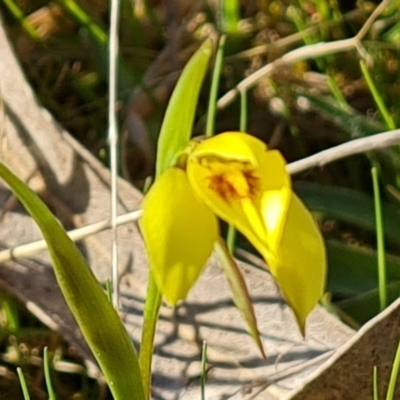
[140,131,326,333]
[140,167,219,305]
[265,193,326,334]
[187,132,326,333]
[187,132,291,262]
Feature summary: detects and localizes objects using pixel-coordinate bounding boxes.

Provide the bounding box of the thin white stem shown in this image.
[355,0,392,41]
[3,130,400,264]
[217,38,358,109]
[108,0,121,308]
[217,0,390,109]
[287,130,400,175]
[0,1,395,279]
[0,210,142,264]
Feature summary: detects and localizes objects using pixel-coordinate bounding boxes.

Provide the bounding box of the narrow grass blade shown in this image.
[43,347,56,400]
[295,91,385,137]
[359,60,396,130]
[226,224,236,254]
[383,21,400,43]
[386,338,400,400]
[372,166,387,310]
[240,89,248,132]
[2,0,41,40]
[139,274,162,400]
[17,368,30,400]
[57,0,108,44]
[214,237,266,358]
[0,162,144,400]
[200,340,208,400]
[221,0,240,34]
[226,89,248,252]
[105,279,113,304]
[156,39,213,176]
[206,35,226,138]
[1,293,19,332]
[373,365,379,400]
[327,73,347,109]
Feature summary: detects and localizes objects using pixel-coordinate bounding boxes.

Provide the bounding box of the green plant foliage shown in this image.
[156,39,213,176]
[206,35,226,138]
[43,347,56,400]
[17,367,30,400]
[386,337,400,400]
[0,161,145,400]
[215,238,266,358]
[1,0,41,40]
[359,60,396,130]
[326,240,400,295]
[221,0,240,34]
[61,0,140,100]
[86,33,139,99]
[140,38,213,399]
[337,282,400,324]
[200,340,207,400]
[4,0,400,395]
[371,166,387,311]
[295,182,400,247]
[294,91,385,138]
[297,181,400,323]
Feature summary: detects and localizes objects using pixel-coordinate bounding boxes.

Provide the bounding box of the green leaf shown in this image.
[139,40,213,399]
[337,281,400,324]
[139,275,162,399]
[326,240,400,295]
[295,182,400,247]
[294,91,400,171]
[386,337,400,400]
[17,368,30,400]
[295,91,385,137]
[221,0,240,34]
[1,0,41,40]
[0,161,144,400]
[383,21,400,43]
[359,60,396,130]
[156,39,213,176]
[43,347,56,400]
[206,35,226,138]
[371,165,387,311]
[214,238,266,358]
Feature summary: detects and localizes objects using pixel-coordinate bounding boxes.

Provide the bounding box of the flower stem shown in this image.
[139,273,162,400]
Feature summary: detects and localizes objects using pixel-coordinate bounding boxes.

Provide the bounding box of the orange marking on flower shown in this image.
[208,173,240,202]
[200,158,260,203]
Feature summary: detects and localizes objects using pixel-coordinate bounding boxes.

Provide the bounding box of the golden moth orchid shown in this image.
[140,132,326,334]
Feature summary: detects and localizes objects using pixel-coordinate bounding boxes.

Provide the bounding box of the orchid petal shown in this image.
[187,132,290,259]
[140,168,219,305]
[187,132,326,333]
[264,194,326,335]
